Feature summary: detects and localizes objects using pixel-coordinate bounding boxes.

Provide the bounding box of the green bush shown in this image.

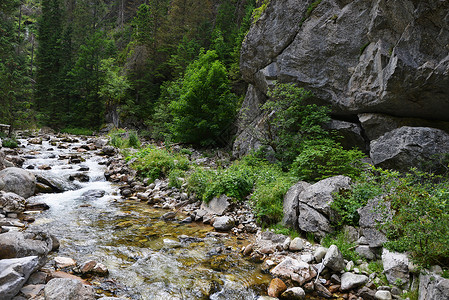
[380,171,449,267]
[109,129,140,149]
[168,169,186,189]
[321,231,361,262]
[60,128,93,136]
[261,82,331,167]
[331,167,400,227]
[251,174,296,225]
[290,141,365,182]
[187,167,217,200]
[127,131,140,148]
[2,137,18,148]
[128,146,190,182]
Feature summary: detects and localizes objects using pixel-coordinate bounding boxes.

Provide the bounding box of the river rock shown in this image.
[35,173,80,192]
[0,168,36,198]
[0,256,40,300]
[370,127,449,172]
[81,189,106,199]
[289,237,305,251]
[0,230,59,265]
[44,278,95,300]
[267,278,287,298]
[375,290,392,300]
[212,216,235,231]
[340,272,369,291]
[355,245,376,261]
[419,272,449,300]
[101,146,116,156]
[20,284,46,298]
[314,246,327,262]
[271,257,316,286]
[0,191,25,213]
[282,181,310,230]
[281,287,306,300]
[381,249,409,286]
[200,194,231,216]
[323,245,345,272]
[54,257,76,269]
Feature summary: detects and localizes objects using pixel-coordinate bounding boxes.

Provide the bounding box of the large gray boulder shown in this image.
[358,197,391,248]
[370,127,449,172]
[212,216,235,231]
[0,167,36,198]
[0,231,59,265]
[298,175,351,220]
[358,113,449,141]
[323,245,345,272]
[0,256,40,300]
[0,191,26,213]
[282,181,310,229]
[340,272,369,291]
[235,0,449,158]
[381,249,409,286]
[419,272,449,300]
[297,202,333,238]
[200,195,232,216]
[44,278,95,300]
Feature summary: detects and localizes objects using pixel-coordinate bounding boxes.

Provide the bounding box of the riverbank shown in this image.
[1,130,448,300]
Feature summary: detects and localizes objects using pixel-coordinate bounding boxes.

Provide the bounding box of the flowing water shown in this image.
[20,138,272,299]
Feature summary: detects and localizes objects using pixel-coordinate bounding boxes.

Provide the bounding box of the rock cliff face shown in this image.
[235,0,449,168]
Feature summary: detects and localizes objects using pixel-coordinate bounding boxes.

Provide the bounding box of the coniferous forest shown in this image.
[1,0,254,145]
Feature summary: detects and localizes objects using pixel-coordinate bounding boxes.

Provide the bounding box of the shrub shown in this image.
[290,141,365,182]
[2,137,18,148]
[60,128,93,136]
[261,82,331,167]
[127,131,140,148]
[251,174,296,225]
[128,146,189,182]
[168,169,186,189]
[380,171,449,267]
[331,167,400,227]
[187,167,217,200]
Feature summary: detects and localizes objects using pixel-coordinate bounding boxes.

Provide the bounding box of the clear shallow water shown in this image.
[21,138,271,299]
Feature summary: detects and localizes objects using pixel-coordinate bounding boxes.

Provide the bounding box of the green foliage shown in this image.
[186,166,217,200]
[368,261,383,274]
[128,145,189,182]
[299,0,322,26]
[321,231,361,262]
[252,0,270,23]
[261,82,331,167]
[380,171,449,268]
[168,169,186,189]
[2,137,19,148]
[169,50,238,146]
[331,167,399,227]
[290,141,365,181]
[59,128,93,136]
[109,129,140,149]
[127,131,140,148]
[269,224,300,239]
[251,173,296,225]
[334,166,449,267]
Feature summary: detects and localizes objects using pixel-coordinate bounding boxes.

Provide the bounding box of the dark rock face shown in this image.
[370,127,449,172]
[240,0,449,120]
[235,0,449,171]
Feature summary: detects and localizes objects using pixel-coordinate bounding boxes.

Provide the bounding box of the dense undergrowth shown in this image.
[118,82,449,270]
